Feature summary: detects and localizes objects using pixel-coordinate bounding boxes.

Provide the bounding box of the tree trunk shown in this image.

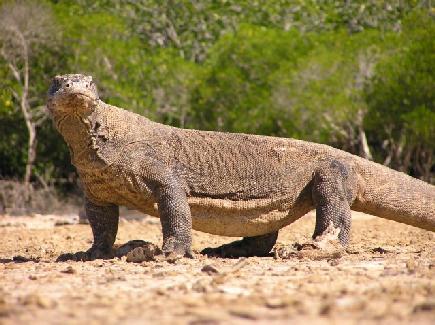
[24,124,37,189]
[356,109,372,160]
[19,36,36,198]
[358,126,373,160]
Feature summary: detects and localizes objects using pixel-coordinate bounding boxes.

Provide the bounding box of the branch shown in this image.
[102,55,118,81]
[0,48,22,83]
[165,7,182,49]
[9,88,19,101]
[322,113,348,138]
[33,171,49,191]
[32,105,49,126]
[34,115,48,127]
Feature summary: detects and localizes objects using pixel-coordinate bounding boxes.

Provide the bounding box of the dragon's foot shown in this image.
[162,237,193,259]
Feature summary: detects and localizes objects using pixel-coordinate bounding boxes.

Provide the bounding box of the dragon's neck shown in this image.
[60,115,95,166]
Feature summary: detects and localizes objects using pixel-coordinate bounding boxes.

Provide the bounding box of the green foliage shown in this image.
[269,30,395,145]
[53,5,148,111]
[53,2,200,124]
[0,0,66,181]
[191,25,313,134]
[142,49,200,127]
[191,26,395,149]
[364,10,434,177]
[63,0,419,62]
[0,109,27,178]
[131,0,421,61]
[365,10,434,146]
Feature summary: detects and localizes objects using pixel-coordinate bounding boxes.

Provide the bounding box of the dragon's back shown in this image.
[170,128,321,201]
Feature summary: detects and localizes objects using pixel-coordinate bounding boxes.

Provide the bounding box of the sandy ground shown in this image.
[0,211,434,324]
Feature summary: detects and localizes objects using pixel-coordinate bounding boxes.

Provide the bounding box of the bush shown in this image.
[364,10,434,180]
[191,24,313,134]
[0,180,79,215]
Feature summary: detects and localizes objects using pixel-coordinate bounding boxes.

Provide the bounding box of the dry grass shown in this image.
[0,180,81,216]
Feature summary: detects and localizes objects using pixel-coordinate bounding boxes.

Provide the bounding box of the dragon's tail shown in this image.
[352,159,435,232]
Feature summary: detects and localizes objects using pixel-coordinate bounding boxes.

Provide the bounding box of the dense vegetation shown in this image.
[0,0,433,196]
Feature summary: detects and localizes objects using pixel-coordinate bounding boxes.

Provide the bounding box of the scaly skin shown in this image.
[47,74,435,260]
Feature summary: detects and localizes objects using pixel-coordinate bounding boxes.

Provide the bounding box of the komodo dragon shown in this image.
[47,74,435,260]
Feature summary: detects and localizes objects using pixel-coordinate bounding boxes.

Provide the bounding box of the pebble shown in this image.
[201,264,219,275]
[61,265,76,274]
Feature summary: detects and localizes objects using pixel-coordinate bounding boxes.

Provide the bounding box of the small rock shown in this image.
[274,245,297,259]
[201,264,219,275]
[61,266,76,274]
[162,252,182,264]
[126,243,162,263]
[372,247,389,254]
[218,286,249,295]
[54,219,75,226]
[116,240,161,261]
[265,298,287,309]
[229,306,261,320]
[413,301,435,313]
[328,259,340,266]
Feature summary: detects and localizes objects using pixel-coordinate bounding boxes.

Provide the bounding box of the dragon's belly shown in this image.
[187,196,313,237]
[191,208,290,237]
[132,196,313,237]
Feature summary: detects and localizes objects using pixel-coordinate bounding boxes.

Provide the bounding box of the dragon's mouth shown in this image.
[54,91,98,102]
[47,91,99,116]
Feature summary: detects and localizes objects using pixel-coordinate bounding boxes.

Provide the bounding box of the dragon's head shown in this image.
[47,74,99,118]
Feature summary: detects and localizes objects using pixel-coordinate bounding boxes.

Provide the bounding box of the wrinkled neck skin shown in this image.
[50,98,102,170]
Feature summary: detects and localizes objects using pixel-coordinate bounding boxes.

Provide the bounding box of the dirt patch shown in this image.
[0,211,434,324]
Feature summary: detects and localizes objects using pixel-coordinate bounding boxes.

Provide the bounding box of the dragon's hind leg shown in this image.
[201,231,278,258]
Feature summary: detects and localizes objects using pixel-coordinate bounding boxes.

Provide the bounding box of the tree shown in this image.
[269,30,392,157]
[191,25,313,134]
[69,0,417,63]
[364,10,434,181]
[0,0,57,194]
